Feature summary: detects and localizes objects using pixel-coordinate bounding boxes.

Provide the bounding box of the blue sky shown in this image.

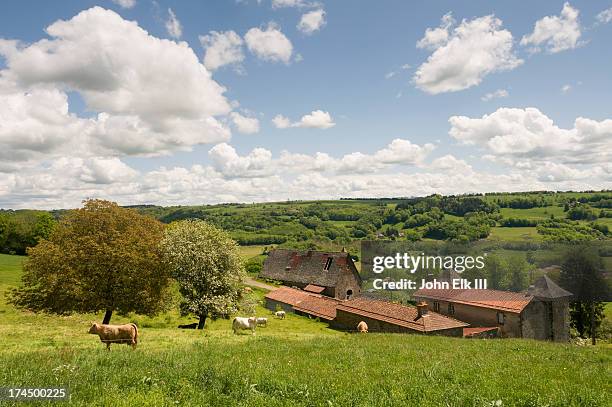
[0,1,611,208]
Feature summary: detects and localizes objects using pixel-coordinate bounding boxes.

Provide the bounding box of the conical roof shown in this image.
[526,275,572,299]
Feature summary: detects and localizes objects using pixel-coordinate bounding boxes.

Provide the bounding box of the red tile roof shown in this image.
[336,297,467,332]
[293,296,339,321]
[304,284,326,294]
[265,286,314,306]
[413,288,533,313]
[265,286,339,321]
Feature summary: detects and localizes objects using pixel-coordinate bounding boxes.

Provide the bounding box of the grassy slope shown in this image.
[1,254,610,406]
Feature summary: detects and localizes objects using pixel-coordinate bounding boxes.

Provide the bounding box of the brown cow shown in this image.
[88,323,138,350]
[357,321,368,333]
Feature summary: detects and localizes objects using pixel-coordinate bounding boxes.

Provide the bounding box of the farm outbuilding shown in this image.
[413,276,571,342]
[331,298,467,336]
[260,249,362,300]
[264,286,340,321]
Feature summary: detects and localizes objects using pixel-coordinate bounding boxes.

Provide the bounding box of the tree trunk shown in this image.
[590,303,596,345]
[197,314,207,330]
[102,309,113,325]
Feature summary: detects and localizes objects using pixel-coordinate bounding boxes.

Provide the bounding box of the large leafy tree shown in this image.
[8,199,172,324]
[161,219,244,329]
[559,246,609,344]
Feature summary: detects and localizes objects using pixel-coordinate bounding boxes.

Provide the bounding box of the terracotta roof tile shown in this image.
[413,288,533,313]
[293,296,339,320]
[265,286,314,306]
[264,286,340,321]
[304,284,326,294]
[336,297,467,332]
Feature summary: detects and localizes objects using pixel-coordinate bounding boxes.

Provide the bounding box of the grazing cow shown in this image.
[256,317,268,327]
[178,323,198,329]
[232,317,257,335]
[274,311,286,319]
[357,321,368,333]
[88,323,138,350]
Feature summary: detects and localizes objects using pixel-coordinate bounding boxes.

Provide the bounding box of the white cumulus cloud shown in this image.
[297,9,326,35]
[245,23,293,63]
[165,8,182,39]
[0,7,231,158]
[481,89,509,101]
[271,0,315,9]
[449,107,612,165]
[596,7,612,24]
[230,112,260,134]
[200,30,244,71]
[414,15,522,94]
[272,110,335,129]
[209,143,272,177]
[112,0,136,9]
[521,3,582,53]
[416,12,454,50]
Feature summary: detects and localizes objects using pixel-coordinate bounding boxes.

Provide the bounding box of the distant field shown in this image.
[237,245,267,260]
[595,218,612,227]
[1,254,611,405]
[488,227,541,241]
[499,206,565,220]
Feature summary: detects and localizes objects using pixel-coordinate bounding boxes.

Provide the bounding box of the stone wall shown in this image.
[335,269,361,300]
[415,298,522,338]
[520,300,550,340]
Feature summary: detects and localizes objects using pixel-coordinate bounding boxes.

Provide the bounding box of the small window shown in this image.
[448,303,455,315]
[497,312,505,325]
[324,257,333,271]
[346,289,353,300]
[433,301,440,312]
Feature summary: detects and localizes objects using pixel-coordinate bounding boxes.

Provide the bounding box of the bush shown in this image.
[501,218,538,227]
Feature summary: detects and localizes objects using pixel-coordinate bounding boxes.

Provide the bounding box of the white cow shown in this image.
[275,311,286,319]
[256,317,268,327]
[232,316,257,335]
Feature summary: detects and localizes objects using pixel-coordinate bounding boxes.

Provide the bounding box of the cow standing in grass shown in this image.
[232,317,257,335]
[357,321,368,333]
[88,323,138,350]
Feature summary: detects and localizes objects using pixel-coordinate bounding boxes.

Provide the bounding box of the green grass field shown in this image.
[499,206,566,220]
[488,227,542,241]
[0,254,610,406]
[237,245,267,260]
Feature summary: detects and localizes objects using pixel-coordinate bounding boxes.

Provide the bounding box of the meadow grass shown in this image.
[488,227,541,241]
[237,245,267,260]
[1,254,610,406]
[499,207,565,220]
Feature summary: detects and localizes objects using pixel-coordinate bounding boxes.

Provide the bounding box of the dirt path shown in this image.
[244,276,276,291]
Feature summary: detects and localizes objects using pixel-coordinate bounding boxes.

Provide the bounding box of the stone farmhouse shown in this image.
[261,249,571,341]
[260,249,362,300]
[413,275,572,342]
[264,285,466,336]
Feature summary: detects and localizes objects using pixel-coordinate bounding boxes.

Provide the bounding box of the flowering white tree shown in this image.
[161,219,244,329]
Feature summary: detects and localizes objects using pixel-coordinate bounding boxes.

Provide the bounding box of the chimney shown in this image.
[417,302,428,317]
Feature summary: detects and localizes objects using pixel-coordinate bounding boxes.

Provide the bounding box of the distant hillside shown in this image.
[2,191,611,256]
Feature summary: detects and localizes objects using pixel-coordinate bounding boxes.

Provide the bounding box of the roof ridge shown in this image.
[272,248,350,256]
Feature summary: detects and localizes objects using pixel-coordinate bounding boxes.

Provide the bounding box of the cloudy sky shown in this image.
[0,0,611,209]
